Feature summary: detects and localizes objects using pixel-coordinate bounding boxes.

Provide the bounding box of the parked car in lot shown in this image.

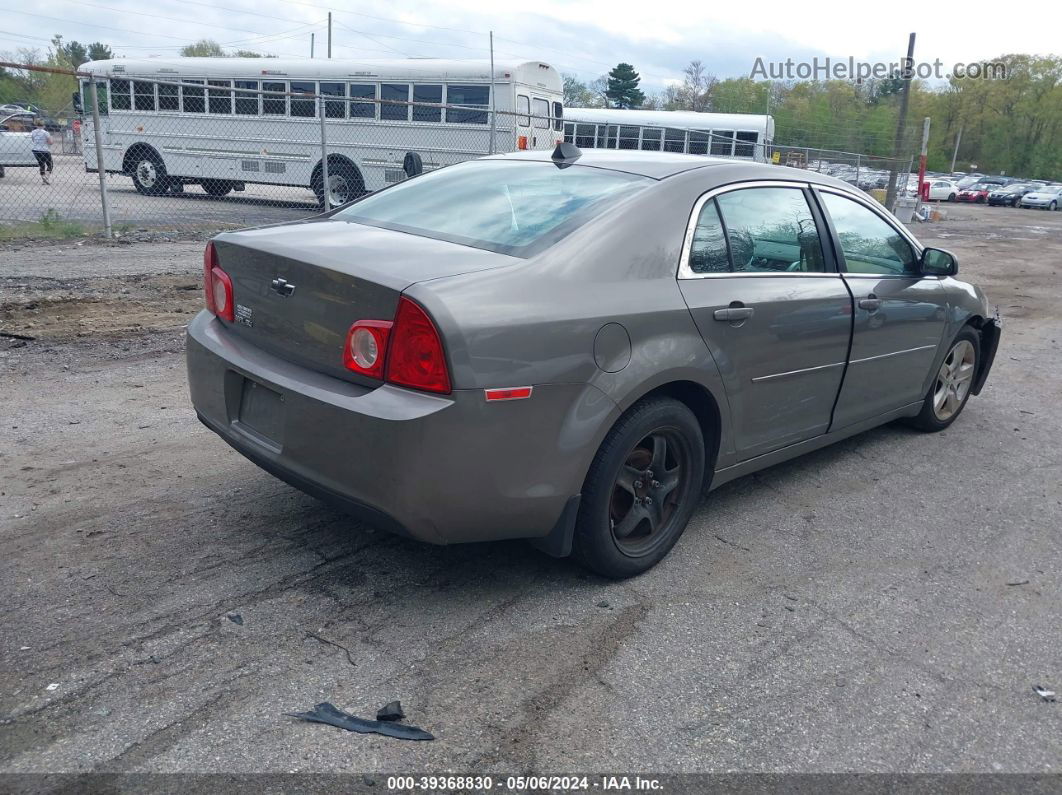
[925,179,959,201]
[0,113,39,178]
[988,183,1037,207]
[1019,185,1062,210]
[186,147,1001,577]
[957,182,997,202]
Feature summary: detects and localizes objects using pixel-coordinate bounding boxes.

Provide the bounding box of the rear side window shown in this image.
[715,187,826,273]
[552,101,563,132]
[689,200,730,274]
[533,98,549,129]
[335,160,653,256]
[517,94,530,126]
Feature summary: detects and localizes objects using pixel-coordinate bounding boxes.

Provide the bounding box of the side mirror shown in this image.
[920,247,958,277]
[72,92,84,114]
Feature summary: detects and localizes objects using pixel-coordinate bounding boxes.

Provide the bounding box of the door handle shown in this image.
[713,306,754,322]
[858,295,882,311]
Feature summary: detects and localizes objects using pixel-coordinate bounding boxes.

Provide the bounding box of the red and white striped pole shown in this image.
[918,116,931,203]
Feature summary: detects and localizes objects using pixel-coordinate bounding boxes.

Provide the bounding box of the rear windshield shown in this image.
[334,160,653,256]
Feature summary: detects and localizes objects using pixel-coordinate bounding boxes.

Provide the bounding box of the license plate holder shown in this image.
[236,377,284,450]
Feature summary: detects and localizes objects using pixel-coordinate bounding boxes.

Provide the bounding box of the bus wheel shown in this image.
[130,151,169,196]
[202,180,233,198]
[313,160,363,209]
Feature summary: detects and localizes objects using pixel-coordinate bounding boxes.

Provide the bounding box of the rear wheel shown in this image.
[312,160,363,209]
[909,327,979,432]
[201,179,233,198]
[573,398,705,578]
[948,192,956,202]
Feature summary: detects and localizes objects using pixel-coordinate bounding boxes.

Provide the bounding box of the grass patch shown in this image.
[0,209,88,241]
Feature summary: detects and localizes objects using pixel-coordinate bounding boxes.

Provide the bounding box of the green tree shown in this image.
[605,62,644,109]
[562,74,604,107]
[87,42,113,61]
[181,39,226,57]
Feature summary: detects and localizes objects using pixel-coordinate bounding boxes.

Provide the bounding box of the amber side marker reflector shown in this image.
[484,386,533,402]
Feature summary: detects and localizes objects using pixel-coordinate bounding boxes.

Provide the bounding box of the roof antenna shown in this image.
[551,141,582,162]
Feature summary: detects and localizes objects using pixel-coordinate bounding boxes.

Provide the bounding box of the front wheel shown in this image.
[130,152,169,196]
[573,398,706,578]
[948,193,956,202]
[312,161,364,209]
[1051,201,1058,211]
[909,328,980,432]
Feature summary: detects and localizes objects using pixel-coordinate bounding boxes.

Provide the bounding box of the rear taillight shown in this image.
[203,242,234,323]
[343,320,392,379]
[342,296,451,394]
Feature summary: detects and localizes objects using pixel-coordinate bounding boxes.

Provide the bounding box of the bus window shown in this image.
[349,84,375,119]
[321,82,345,118]
[574,123,595,148]
[290,81,316,117]
[710,130,734,156]
[133,81,155,112]
[533,98,549,129]
[262,82,286,115]
[603,125,618,148]
[640,128,662,151]
[413,85,442,122]
[110,79,131,111]
[516,95,530,127]
[664,128,685,152]
[563,122,574,144]
[552,101,563,132]
[208,80,233,115]
[381,84,410,121]
[688,131,710,155]
[182,81,205,113]
[81,80,108,115]
[735,131,758,158]
[158,83,179,112]
[446,85,488,124]
[618,126,639,149]
[235,81,259,115]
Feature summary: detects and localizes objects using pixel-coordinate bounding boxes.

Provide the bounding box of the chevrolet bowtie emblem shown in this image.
[270,277,295,297]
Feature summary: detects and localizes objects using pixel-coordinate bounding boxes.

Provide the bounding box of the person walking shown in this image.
[30,118,54,185]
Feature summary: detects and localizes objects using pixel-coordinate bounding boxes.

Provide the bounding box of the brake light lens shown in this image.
[343,320,392,379]
[342,297,450,394]
[386,297,451,394]
[203,242,234,323]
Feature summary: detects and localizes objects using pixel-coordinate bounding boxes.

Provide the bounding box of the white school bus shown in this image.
[76,58,564,205]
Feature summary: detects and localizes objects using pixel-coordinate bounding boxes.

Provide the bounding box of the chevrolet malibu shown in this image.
[186,146,1000,578]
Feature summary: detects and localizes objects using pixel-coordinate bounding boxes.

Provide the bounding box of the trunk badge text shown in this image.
[270,277,296,297]
[235,304,253,327]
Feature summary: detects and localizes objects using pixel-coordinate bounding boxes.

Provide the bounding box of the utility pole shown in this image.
[916,116,930,209]
[311,32,315,59]
[884,32,916,212]
[488,31,497,155]
[950,123,963,173]
[327,13,332,59]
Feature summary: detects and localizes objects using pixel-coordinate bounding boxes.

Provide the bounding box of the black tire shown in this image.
[908,327,980,432]
[948,193,956,202]
[572,397,705,579]
[201,179,233,198]
[312,159,363,209]
[1051,201,1058,212]
[129,149,169,196]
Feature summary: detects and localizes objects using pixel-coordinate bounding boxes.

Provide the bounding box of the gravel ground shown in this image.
[1,203,1060,774]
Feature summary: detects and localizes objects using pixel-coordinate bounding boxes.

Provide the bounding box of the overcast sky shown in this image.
[2,0,1060,91]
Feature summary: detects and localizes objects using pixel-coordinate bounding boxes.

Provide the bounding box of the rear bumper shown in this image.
[186,311,608,546]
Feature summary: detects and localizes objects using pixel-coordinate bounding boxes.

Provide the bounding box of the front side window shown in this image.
[533,98,550,129]
[290,81,316,117]
[182,80,205,113]
[820,192,916,275]
[715,187,826,273]
[446,84,488,124]
[320,82,345,118]
[235,80,259,115]
[262,81,286,115]
[516,94,530,127]
[208,80,232,114]
[81,80,109,115]
[380,83,409,121]
[688,199,731,274]
[349,84,375,119]
[335,160,652,256]
[710,130,735,156]
[110,79,131,111]
[412,84,442,122]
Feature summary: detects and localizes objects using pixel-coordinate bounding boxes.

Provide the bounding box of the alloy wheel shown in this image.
[932,339,976,421]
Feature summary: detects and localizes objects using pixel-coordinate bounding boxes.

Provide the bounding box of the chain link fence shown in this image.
[1,62,919,241]
[768,144,916,208]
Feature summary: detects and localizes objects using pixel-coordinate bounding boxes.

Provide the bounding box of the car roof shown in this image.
[484,149,858,190]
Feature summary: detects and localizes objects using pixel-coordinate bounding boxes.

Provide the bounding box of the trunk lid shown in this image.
[213,218,517,383]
